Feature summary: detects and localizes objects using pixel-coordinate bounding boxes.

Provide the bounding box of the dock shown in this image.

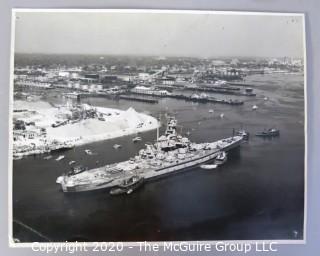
[183,87,256,96]
[78,90,246,105]
[119,95,158,104]
[129,91,244,105]
[198,84,241,91]
[79,93,158,104]
[228,82,258,88]
[78,93,116,100]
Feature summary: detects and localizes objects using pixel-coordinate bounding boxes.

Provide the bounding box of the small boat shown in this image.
[43,155,52,160]
[132,137,142,143]
[113,144,122,149]
[67,165,87,176]
[264,97,268,101]
[13,155,23,161]
[55,155,65,161]
[110,175,144,195]
[209,109,214,113]
[200,164,218,170]
[220,113,224,118]
[252,105,258,110]
[69,160,76,165]
[186,131,191,136]
[236,130,250,140]
[256,128,280,138]
[214,151,227,166]
[85,149,93,155]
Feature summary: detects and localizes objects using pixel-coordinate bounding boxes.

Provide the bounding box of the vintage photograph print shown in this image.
[10,10,306,243]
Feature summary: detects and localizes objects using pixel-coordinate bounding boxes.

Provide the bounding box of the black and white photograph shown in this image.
[10,10,306,244]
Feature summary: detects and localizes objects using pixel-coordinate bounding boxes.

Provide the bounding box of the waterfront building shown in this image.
[15,80,52,89]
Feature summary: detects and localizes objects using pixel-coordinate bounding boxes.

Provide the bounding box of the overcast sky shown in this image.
[14,11,304,58]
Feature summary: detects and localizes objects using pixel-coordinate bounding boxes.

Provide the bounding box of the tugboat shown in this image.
[256,128,280,138]
[214,151,227,166]
[67,165,87,176]
[237,130,250,140]
[56,165,87,184]
[110,175,144,195]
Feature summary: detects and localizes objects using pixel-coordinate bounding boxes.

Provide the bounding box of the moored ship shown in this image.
[56,118,244,193]
[110,175,145,195]
[256,128,280,138]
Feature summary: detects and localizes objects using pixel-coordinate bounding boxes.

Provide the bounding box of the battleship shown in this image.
[56,118,244,193]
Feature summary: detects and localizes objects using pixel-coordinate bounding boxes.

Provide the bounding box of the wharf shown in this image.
[129,91,244,105]
[183,87,256,96]
[157,84,240,91]
[198,84,241,91]
[78,93,116,100]
[79,93,158,104]
[228,82,258,88]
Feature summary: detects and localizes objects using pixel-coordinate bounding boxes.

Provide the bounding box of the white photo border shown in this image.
[8,8,308,248]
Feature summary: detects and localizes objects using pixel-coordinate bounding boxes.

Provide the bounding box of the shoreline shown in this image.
[13,101,160,157]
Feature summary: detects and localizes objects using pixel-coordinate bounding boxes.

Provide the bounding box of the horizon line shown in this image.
[14,52,304,60]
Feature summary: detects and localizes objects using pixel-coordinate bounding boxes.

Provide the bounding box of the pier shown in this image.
[228,82,258,88]
[198,84,241,91]
[183,86,256,96]
[79,93,159,104]
[77,90,244,105]
[129,91,244,105]
[78,93,116,100]
[119,95,158,104]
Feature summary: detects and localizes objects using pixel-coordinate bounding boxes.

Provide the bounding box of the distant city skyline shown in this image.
[14,11,305,59]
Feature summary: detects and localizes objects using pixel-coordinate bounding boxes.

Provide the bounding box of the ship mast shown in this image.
[157,113,161,142]
[157,121,159,142]
[156,116,160,151]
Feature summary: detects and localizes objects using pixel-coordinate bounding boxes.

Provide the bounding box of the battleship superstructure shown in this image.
[56,118,244,192]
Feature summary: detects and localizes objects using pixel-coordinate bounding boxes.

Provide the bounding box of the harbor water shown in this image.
[13,73,305,242]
